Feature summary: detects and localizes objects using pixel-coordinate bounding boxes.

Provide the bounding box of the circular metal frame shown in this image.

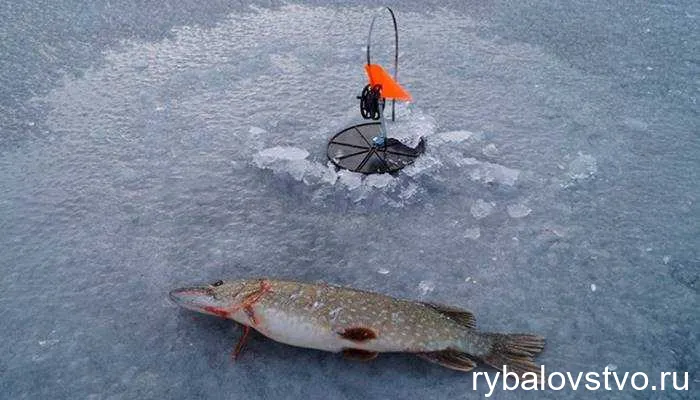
[327,122,424,174]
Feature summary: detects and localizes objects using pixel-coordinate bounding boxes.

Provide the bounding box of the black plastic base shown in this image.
[327,122,424,174]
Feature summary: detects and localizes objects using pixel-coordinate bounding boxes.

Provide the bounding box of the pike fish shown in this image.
[169,278,544,376]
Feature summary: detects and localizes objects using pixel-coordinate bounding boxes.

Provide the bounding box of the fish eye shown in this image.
[211,280,224,287]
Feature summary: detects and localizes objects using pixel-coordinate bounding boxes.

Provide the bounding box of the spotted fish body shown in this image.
[242,280,480,353]
[170,278,545,375]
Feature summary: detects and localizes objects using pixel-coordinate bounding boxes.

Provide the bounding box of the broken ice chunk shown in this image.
[399,183,419,200]
[507,204,532,218]
[482,143,499,157]
[621,117,648,132]
[365,173,395,189]
[337,170,362,190]
[470,199,495,219]
[464,227,481,240]
[249,126,267,135]
[254,146,309,165]
[418,280,435,295]
[567,152,597,181]
[431,130,476,145]
[469,162,520,186]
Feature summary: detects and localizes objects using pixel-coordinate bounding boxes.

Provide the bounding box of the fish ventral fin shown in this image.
[420,302,476,329]
[338,327,377,342]
[416,349,477,372]
[342,348,378,361]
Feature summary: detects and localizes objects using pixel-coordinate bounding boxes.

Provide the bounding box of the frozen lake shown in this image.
[1,1,697,398]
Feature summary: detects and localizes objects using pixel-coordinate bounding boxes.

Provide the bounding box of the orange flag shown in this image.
[364,64,412,101]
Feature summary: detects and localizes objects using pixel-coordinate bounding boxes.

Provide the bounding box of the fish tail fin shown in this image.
[481,333,545,378]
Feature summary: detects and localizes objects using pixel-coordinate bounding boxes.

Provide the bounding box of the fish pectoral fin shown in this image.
[420,302,476,329]
[416,349,477,372]
[342,348,379,361]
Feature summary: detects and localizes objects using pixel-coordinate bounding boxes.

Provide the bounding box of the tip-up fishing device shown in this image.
[327,7,425,174]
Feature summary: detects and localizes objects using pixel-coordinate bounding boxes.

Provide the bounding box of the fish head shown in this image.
[169,279,262,319]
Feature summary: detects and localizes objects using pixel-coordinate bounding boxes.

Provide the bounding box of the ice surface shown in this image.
[1,1,698,399]
[507,203,532,218]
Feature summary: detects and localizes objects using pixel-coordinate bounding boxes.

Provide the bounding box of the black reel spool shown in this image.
[358,84,385,120]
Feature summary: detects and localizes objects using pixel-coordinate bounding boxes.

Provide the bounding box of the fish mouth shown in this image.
[169,285,216,312]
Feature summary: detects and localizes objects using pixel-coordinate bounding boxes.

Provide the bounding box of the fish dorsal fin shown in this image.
[420,302,476,329]
[416,349,477,372]
[342,348,378,361]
